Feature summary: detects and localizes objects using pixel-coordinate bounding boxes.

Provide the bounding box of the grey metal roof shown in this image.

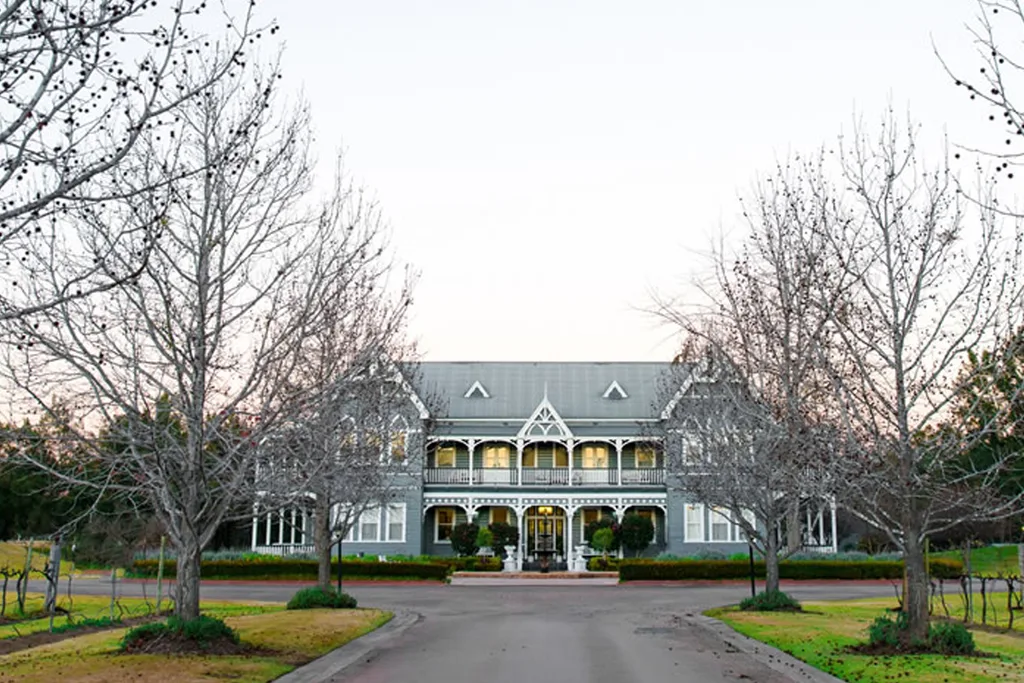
[414,362,679,421]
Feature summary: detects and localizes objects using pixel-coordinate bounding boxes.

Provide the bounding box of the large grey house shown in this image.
[251,362,838,566]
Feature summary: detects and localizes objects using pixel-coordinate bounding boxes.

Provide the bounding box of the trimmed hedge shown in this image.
[432,556,502,573]
[617,557,963,582]
[132,558,449,581]
[587,557,623,571]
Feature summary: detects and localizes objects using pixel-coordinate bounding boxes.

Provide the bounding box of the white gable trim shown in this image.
[659,359,714,420]
[517,397,573,439]
[463,380,491,399]
[602,380,628,400]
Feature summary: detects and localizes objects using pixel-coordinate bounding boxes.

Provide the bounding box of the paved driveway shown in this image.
[39,579,890,682]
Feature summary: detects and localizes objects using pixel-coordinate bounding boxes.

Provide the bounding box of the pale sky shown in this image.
[268,1,996,362]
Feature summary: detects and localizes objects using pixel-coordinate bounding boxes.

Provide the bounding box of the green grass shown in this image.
[710,596,1024,683]
[0,607,392,683]
[931,545,1020,577]
[1,593,279,639]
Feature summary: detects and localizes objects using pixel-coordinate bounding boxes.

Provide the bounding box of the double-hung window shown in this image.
[436,507,456,542]
[436,446,456,468]
[581,445,608,468]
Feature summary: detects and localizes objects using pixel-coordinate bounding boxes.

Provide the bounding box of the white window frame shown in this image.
[635,445,656,469]
[684,503,704,542]
[709,507,739,543]
[435,507,456,543]
[581,444,609,468]
[385,503,406,542]
[358,507,381,543]
[483,444,510,468]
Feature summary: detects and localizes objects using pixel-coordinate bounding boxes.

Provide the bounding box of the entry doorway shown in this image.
[525,505,566,559]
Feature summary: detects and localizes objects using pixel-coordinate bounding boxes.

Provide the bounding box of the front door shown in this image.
[525,506,565,557]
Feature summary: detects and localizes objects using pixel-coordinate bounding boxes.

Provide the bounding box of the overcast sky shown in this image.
[267,1,998,362]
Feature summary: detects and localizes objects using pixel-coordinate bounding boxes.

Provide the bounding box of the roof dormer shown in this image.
[602,380,628,400]
[464,380,490,399]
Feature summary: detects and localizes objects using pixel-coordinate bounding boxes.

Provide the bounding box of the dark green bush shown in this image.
[616,557,964,582]
[738,590,801,612]
[449,522,480,556]
[432,556,501,573]
[488,522,519,554]
[929,621,975,655]
[131,558,449,581]
[121,615,237,651]
[286,587,357,610]
[867,611,909,647]
[619,513,655,557]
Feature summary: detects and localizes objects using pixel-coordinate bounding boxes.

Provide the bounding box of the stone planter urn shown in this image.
[502,545,518,572]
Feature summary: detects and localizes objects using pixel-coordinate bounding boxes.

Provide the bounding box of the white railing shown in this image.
[573,469,615,485]
[474,468,517,485]
[521,467,569,485]
[620,468,665,485]
[424,468,470,484]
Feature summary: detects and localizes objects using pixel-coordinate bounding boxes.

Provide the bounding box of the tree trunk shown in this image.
[43,536,61,613]
[903,530,930,642]
[314,497,332,591]
[175,544,203,622]
[786,499,802,555]
[765,530,781,593]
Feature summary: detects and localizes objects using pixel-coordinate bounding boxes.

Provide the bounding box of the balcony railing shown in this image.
[521,467,569,485]
[620,467,665,485]
[424,467,665,487]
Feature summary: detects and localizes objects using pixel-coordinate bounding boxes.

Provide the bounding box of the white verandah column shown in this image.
[468,439,477,486]
[567,440,574,486]
[517,440,524,487]
[830,496,838,553]
[615,440,623,486]
[250,504,259,551]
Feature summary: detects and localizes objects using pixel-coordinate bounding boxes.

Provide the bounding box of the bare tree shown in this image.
[824,115,1024,641]
[0,0,273,321]
[0,55,358,621]
[654,155,843,593]
[258,180,420,591]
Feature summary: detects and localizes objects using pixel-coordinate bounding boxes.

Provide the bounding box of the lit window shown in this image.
[554,446,568,467]
[436,507,456,542]
[582,445,608,468]
[483,445,510,468]
[436,446,456,468]
[635,446,656,468]
[523,446,537,467]
[685,504,703,542]
[391,432,406,462]
[490,507,508,525]
[386,504,406,542]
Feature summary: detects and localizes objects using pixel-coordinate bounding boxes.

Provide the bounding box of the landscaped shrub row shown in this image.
[131,558,449,581]
[431,556,502,573]
[617,558,963,581]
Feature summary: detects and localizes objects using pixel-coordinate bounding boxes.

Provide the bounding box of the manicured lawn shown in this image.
[932,545,1020,577]
[710,597,1024,683]
[0,606,392,682]
[1,593,278,639]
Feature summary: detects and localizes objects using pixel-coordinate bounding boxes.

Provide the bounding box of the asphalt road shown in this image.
[34,578,893,683]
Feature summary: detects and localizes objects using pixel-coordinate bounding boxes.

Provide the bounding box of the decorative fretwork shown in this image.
[518,397,573,439]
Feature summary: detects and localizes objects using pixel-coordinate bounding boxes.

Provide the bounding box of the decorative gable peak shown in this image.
[464,380,490,399]
[518,396,572,439]
[602,380,628,400]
